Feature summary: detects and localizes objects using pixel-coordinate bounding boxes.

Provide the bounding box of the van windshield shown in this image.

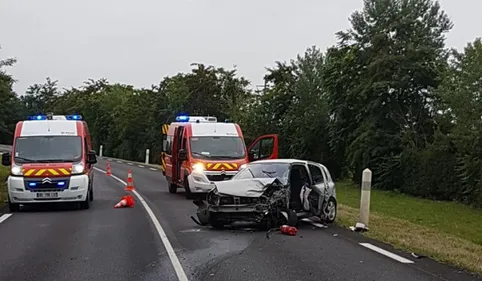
[189,136,246,160]
[14,136,83,163]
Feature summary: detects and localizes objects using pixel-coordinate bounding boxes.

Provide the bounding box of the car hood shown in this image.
[214,178,282,197]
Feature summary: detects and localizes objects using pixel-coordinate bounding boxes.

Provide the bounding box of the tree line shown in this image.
[1,0,481,207]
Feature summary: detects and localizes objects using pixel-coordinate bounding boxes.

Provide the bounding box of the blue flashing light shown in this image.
[28,182,37,187]
[28,115,47,120]
[176,115,190,122]
[57,181,65,186]
[66,115,82,120]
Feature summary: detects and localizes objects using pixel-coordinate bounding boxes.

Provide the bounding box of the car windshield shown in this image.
[189,136,246,160]
[14,136,82,163]
[232,162,290,184]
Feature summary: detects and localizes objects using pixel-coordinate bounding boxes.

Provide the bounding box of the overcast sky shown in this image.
[0,0,480,95]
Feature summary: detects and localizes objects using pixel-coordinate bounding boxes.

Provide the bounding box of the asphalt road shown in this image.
[1,153,481,281]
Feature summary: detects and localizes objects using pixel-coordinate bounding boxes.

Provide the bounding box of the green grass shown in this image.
[0,165,8,207]
[335,180,482,275]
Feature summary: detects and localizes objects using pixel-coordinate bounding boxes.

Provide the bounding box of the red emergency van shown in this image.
[1,114,97,212]
[160,115,278,199]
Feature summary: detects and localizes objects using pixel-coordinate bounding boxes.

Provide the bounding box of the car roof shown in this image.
[249,158,328,169]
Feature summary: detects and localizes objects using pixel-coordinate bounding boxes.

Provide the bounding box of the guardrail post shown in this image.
[99,145,103,157]
[145,149,150,164]
[358,168,372,228]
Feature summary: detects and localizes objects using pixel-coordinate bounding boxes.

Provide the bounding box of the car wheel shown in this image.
[323,197,337,223]
[283,209,298,227]
[89,186,94,201]
[184,177,195,199]
[8,200,20,212]
[168,182,177,193]
[80,192,90,210]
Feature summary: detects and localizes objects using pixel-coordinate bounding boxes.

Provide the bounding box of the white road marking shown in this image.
[127,163,133,165]
[359,243,414,264]
[0,214,13,224]
[179,228,203,233]
[94,167,189,281]
[301,218,328,228]
[149,168,157,171]
[117,160,123,163]
[138,165,145,168]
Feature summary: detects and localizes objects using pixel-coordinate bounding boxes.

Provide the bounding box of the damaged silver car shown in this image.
[191,159,337,229]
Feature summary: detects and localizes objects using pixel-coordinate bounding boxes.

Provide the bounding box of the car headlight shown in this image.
[72,163,85,175]
[192,163,205,173]
[239,164,247,170]
[11,164,23,176]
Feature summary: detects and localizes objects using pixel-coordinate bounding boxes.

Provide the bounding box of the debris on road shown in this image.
[411,252,426,259]
[349,222,369,233]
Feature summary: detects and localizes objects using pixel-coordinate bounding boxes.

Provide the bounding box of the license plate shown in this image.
[36,192,58,198]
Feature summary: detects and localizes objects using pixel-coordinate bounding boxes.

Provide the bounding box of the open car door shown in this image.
[247,134,279,162]
[160,124,169,174]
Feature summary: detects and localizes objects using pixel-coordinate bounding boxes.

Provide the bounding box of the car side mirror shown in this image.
[86,150,97,164]
[178,149,187,161]
[1,152,11,166]
[248,151,258,162]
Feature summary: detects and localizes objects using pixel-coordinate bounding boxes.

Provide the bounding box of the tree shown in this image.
[324,0,453,187]
[0,48,23,144]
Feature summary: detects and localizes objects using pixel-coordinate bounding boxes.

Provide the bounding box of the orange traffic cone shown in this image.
[114,194,135,208]
[106,161,112,176]
[125,169,135,191]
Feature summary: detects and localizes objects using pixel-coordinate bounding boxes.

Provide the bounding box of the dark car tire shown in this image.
[184,177,195,199]
[284,209,298,227]
[80,192,90,210]
[8,200,20,212]
[168,182,177,194]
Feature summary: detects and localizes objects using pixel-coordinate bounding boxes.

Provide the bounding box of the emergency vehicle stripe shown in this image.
[48,169,60,176]
[205,163,238,170]
[24,169,36,176]
[161,155,166,171]
[35,169,46,176]
[162,124,169,134]
[59,168,70,175]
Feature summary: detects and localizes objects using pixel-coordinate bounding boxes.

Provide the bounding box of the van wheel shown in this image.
[184,177,195,199]
[80,192,90,210]
[8,200,20,212]
[168,182,177,194]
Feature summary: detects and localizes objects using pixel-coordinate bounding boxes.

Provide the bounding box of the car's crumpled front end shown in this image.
[191,178,292,229]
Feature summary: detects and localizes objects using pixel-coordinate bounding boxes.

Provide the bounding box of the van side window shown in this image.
[162,134,168,152]
[308,164,324,184]
[165,136,173,155]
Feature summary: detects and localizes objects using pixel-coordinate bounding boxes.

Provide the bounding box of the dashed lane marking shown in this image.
[149,168,157,171]
[93,167,189,281]
[117,160,123,163]
[138,165,145,168]
[127,163,133,165]
[360,243,414,264]
[0,214,13,224]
